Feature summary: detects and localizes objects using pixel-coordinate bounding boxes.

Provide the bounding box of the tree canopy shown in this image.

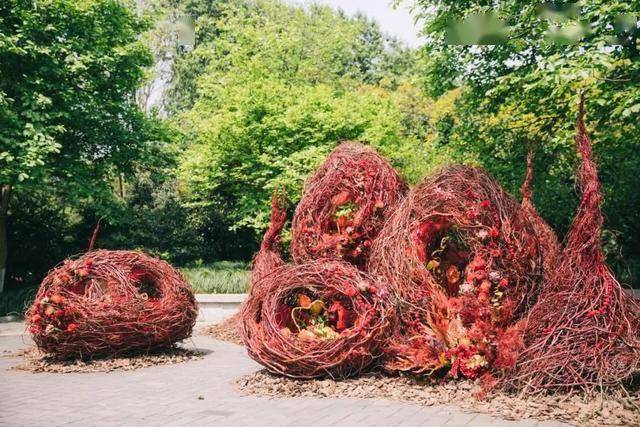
[0,0,170,289]
[405,0,640,279]
[171,0,435,233]
[2,0,640,295]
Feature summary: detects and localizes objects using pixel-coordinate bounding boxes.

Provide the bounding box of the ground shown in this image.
[0,322,568,427]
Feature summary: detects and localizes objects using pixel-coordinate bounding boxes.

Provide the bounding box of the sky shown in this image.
[287,0,425,48]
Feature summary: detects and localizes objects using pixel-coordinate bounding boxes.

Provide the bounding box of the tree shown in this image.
[407,0,640,284]
[0,0,156,291]
[170,0,435,237]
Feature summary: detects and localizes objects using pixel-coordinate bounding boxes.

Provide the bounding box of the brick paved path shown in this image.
[0,323,569,426]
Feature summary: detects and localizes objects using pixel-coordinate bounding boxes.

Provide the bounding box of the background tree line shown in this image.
[1,0,639,299]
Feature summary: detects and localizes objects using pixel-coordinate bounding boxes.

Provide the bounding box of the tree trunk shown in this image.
[0,184,11,293]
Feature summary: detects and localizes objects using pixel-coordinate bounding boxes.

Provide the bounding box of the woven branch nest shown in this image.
[368,165,544,379]
[26,250,198,359]
[506,99,640,392]
[241,260,393,379]
[291,141,408,268]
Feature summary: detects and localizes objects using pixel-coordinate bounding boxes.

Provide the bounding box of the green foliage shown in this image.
[7,0,639,293]
[0,0,176,290]
[181,261,250,294]
[408,0,640,285]
[172,0,442,236]
[0,0,155,192]
[103,170,257,263]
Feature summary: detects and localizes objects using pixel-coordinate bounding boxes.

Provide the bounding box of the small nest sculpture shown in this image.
[26,250,198,359]
[241,260,392,379]
[369,165,543,379]
[506,98,640,392]
[291,141,407,268]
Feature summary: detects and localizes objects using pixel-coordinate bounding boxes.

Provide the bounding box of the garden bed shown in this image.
[11,346,204,374]
[200,312,243,345]
[237,370,640,426]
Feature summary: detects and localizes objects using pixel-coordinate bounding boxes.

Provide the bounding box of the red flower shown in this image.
[344,286,358,298]
[50,294,64,305]
[471,256,486,271]
[331,191,351,206]
[328,301,349,331]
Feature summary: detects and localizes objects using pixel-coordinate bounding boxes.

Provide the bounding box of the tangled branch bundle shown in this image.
[27,250,198,359]
[519,147,560,281]
[251,188,287,286]
[291,141,407,268]
[369,165,543,379]
[241,260,392,379]
[506,99,640,392]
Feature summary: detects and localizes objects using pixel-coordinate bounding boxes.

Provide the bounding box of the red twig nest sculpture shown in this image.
[241,260,392,378]
[26,250,198,359]
[506,98,640,392]
[369,165,543,379]
[520,147,560,282]
[251,188,287,286]
[291,141,407,268]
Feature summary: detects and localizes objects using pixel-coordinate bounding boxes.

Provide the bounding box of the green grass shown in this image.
[180,261,250,294]
[0,286,37,317]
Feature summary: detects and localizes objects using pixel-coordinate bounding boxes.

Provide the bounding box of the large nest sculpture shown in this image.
[506,98,640,392]
[368,165,543,379]
[241,260,392,379]
[251,188,287,286]
[26,250,198,359]
[291,141,408,268]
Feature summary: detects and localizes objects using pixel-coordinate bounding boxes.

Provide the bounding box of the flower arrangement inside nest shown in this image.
[277,284,376,342]
[241,260,392,379]
[27,250,198,359]
[318,192,387,267]
[369,165,542,381]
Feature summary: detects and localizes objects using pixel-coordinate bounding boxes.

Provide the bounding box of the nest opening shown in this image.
[276,289,355,339]
[413,219,471,296]
[132,271,162,300]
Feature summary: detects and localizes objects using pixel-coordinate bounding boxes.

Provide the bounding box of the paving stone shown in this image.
[0,326,570,426]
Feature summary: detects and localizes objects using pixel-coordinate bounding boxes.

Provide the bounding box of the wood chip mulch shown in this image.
[200,313,244,346]
[11,346,204,374]
[236,370,640,427]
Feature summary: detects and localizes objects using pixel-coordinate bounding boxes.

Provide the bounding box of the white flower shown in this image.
[489,271,501,283]
[459,282,475,295]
